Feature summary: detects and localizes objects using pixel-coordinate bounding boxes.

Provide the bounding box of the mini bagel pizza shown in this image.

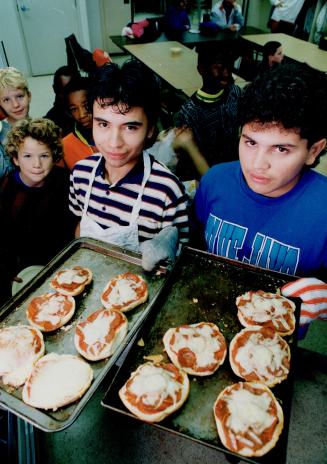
[74,308,128,361]
[22,353,93,411]
[163,322,227,376]
[0,325,45,387]
[26,292,75,332]
[119,362,190,422]
[50,266,92,296]
[236,290,296,336]
[101,273,148,312]
[213,381,284,457]
[229,326,291,387]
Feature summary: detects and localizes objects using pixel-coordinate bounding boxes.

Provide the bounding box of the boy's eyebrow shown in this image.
[93,116,143,126]
[241,132,297,147]
[241,133,255,141]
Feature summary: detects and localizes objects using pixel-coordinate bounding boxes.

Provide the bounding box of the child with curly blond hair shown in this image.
[0,118,77,303]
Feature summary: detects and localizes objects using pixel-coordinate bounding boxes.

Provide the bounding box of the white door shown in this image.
[16,0,80,76]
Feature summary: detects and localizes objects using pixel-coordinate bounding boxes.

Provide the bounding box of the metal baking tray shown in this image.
[0,238,168,432]
[102,247,300,464]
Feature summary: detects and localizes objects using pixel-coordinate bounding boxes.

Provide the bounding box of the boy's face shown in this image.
[93,101,154,179]
[0,88,31,125]
[13,136,54,187]
[68,89,92,129]
[199,61,231,90]
[239,122,324,197]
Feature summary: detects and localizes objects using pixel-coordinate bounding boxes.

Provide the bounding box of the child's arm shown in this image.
[281,277,327,338]
[172,127,209,177]
[75,222,81,238]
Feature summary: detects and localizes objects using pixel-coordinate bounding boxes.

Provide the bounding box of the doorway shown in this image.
[16,0,86,76]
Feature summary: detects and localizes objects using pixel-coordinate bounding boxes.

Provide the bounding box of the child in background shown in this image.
[192,63,327,279]
[257,41,284,73]
[0,67,31,179]
[165,0,191,38]
[45,65,79,137]
[0,118,77,304]
[175,49,242,180]
[62,76,96,170]
[211,0,244,31]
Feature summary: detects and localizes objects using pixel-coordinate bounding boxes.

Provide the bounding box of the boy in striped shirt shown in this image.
[69,60,189,271]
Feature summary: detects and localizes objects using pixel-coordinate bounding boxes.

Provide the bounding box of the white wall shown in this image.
[0,0,91,77]
[100,0,132,53]
[86,0,103,50]
[246,0,271,31]
[0,0,30,74]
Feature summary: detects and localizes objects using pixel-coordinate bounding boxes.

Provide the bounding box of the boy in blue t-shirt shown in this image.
[193,63,327,279]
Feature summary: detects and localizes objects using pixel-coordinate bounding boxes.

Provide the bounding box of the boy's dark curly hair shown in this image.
[5,118,63,163]
[239,63,327,148]
[88,59,160,127]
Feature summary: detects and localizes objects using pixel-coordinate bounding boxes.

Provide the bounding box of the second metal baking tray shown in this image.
[102,246,300,464]
[0,238,168,432]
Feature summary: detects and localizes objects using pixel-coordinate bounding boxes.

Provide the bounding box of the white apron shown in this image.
[80,152,151,252]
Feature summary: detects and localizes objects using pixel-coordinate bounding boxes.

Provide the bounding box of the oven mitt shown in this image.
[281,277,327,339]
[140,226,179,272]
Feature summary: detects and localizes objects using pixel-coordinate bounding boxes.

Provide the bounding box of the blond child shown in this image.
[0,67,31,178]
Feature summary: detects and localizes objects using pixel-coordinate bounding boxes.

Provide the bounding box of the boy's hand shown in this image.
[281,277,327,338]
[172,126,195,152]
[140,226,179,272]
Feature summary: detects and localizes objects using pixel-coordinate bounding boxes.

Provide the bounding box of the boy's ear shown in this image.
[147,125,155,139]
[13,157,20,167]
[306,138,327,166]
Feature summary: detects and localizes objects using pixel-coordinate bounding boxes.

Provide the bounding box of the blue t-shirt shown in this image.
[194,161,327,277]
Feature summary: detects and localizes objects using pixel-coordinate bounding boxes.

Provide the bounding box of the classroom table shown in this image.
[124,41,201,96]
[110,26,263,53]
[122,41,246,98]
[241,33,327,73]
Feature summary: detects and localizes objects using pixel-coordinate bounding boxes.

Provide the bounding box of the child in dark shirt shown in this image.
[0,118,77,303]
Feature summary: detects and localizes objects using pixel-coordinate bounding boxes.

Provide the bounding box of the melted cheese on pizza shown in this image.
[27,293,75,331]
[56,269,87,286]
[75,309,128,360]
[120,362,190,422]
[128,363,181,408]
[82,312,116,346]
[214,382,283,457]
[232,328,290,385]
[51,266,92,295]
[226,387,275,436]
[164,322,226,375]
[0,326,44,387]
[22,353,93,411]
[107,278,137,306]
[236,291,295,334]
[101,273,148,311]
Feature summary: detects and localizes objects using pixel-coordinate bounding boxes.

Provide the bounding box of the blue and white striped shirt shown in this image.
[69,153,189,244]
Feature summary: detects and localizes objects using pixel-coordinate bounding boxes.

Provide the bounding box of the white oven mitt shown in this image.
[281,277,327,339]
[140,226,179,272]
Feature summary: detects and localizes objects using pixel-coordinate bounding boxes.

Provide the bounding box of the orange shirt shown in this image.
[62,131,97,170]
